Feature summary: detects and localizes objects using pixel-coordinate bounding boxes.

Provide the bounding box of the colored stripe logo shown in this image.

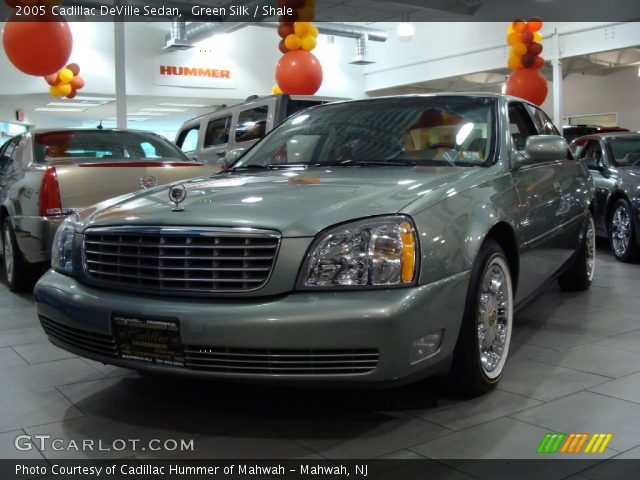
[537,433,612,454]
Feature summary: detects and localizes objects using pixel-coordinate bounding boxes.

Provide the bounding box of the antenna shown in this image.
[97,120,103,130]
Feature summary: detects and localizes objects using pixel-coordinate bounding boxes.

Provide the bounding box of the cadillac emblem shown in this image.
[169,184,187,212]
[139,175,157,190]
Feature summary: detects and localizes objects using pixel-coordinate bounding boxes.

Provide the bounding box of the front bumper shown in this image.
[34,270,470,386]
[12,215,65,264]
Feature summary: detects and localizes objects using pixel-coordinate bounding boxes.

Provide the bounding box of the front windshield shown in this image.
[233,96,496,169]
[33,130,190,163]
[609,136,640,167]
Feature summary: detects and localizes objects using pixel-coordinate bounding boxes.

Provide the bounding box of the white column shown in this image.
[114,20,127,129]
[551,29,563,128]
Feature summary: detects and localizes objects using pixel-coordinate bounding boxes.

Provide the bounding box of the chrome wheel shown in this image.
[477,256,513,379]
[586,215,596,282]
[3,227,14,282]
[611,205,631,257]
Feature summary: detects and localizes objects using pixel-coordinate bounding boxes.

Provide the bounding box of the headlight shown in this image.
[299,215,418,289]
[51,214,78,274]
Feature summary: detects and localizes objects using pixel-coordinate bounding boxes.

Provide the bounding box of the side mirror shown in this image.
[217,148,245,170]
[582,156,604,172]
[523,135,568,164]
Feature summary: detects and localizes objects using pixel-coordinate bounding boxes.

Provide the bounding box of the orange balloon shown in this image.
[284,33,301,50]
[57,83,72,97]
[505,68,548,106]
[70,75,85,90]
[2,14,73,76]
[507,55,522,70]
[506,33,520,45]
[294,21,311,37]
[275,50,323,95]
[512,20,527,33]
[44,73,58,86]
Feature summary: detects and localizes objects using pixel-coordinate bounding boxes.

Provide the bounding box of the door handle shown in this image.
[216,151,227,157]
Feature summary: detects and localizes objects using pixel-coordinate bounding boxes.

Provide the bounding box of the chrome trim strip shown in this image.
[522,212,585,248]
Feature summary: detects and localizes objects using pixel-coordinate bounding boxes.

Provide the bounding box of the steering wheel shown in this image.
[424,142,456,150]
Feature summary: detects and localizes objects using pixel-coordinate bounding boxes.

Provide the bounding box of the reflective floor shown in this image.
[1,244,639,476]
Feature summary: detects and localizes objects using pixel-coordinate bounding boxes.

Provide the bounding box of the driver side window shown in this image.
[581,141,603,162]
[508,103,537,151]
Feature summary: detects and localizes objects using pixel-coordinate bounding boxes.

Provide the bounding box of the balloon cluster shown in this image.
[2,1,73,77]
[506,18,544,70]
[45,63,85,98]
[505,18,548,106]
[272,0,323,95]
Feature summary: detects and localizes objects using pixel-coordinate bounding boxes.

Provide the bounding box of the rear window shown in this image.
[33,130,189,163]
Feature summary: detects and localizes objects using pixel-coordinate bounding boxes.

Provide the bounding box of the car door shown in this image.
[509,102,580,301]
[200,114,232,167]
[579,139,615,236]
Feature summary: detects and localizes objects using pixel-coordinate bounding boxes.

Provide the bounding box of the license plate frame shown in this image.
[112,314,185,367]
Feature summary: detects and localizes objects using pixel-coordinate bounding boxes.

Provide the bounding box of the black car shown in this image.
[571,133,640,262]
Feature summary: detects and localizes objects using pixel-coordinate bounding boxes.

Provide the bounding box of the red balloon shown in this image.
[278,39,289,54]
[532,56,545,69]
[70,75,84,89]
[520,53,535,68]
[66,62,80,75]
[520,30,534,45]
[2,15,73,76]
[277,22,294,38]
[527,18,543,32]
[275,50,323,95]
[527,42,543,56]
[279,11,298,22]
[505,68,548,106]
[66,89,77,99]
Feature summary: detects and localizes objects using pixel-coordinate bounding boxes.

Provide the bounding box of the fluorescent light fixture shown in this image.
[157,102,209,108]
[46,102,102,108]
[35,107,87,112]
[128,112,168,116]
[63,96,115,103]
[127,117,151,122]
[141,107,188,112]
[456,122,475,145]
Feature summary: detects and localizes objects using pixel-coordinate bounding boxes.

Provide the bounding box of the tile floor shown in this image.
[0,244,639,477]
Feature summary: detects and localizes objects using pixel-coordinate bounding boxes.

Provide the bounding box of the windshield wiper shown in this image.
[314,159,418,167]
[230,163,308,172]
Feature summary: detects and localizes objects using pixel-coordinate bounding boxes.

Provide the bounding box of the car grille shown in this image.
[82,227,280,294]
[184,347,379,374]
[40,315,118,357]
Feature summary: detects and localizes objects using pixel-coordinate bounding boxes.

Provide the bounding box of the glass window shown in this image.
[33,131,189,163]
[580,141,603,161]
[204,116,231,147]
[235,106,268,143]
[176,127,199,153]
[0,137,19,176]
[608,136,640,167]
[233,96,497,169]
[526,105,559,135]
[286,100,324,118]
[508,103,537,150]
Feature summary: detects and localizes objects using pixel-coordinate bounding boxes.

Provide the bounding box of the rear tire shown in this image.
[2,220,36,292]
[558,212,595,291]
[449,240,513,396]
[608,199,639,263]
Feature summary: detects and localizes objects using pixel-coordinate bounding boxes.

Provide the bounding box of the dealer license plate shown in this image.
[113,314,185,367]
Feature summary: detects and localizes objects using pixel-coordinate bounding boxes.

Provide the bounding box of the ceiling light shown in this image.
[157,103,208,108]
[397,22,415,41]
[141,107,188,112]
[128,112,168,117]
[35,107,87,112]
[63,96,115,103]
[46,102,102,108]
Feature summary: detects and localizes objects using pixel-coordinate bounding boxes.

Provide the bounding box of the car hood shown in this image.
[80,166,481,237]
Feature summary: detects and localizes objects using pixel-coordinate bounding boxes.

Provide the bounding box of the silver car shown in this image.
[34,94,595,394]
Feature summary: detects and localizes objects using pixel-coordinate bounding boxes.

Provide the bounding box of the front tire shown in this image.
[450,240,514,396]
[2,220,36,292]
[558,212,595,291]
[609,199,639,263]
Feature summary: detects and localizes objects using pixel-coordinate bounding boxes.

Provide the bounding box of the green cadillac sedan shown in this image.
[34,94,595,394]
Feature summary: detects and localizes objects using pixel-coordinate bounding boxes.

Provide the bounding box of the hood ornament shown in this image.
[169,184,187,212]
[139,175,157,190]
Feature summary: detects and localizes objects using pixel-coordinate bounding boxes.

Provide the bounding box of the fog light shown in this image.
[410,331,443,364]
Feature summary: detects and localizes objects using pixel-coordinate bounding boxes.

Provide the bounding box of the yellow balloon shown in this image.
[512,43,527,56]
[272,84,282,95]
[58,68,74,84]
[507,24,515,34]
[49,85,61,97]
[507,55,522,70]
[294,21,311,37]
[310,25,319,38]
[300,35,317,51]
[58,84,72,97]
[533,31,542,42]
[284,33,301,50]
